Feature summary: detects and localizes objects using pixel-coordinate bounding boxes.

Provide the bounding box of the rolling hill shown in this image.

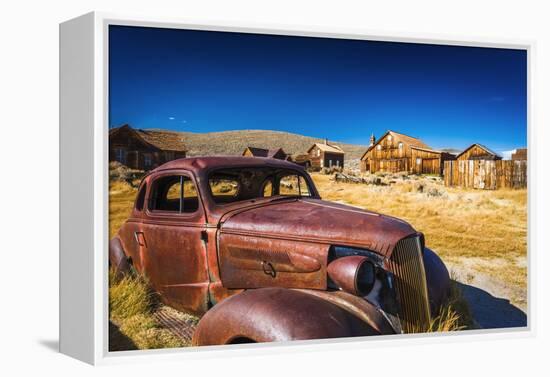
[147,129,369,160]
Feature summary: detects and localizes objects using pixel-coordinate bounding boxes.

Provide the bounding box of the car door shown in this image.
[141,170,210,315]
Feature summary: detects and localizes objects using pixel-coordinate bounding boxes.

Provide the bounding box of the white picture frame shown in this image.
[59,11,535,365]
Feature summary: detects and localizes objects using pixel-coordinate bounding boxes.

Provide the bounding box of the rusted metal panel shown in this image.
[192,288,386,345]
[218,233,328,290]
[219,199,417,257]
[109,236,131,278]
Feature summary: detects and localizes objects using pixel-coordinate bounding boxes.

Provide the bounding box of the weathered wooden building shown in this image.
[456,143,502,161]
[360,130,454,175]
[307,140,345,169]
[242,146,289,160]
[289,154,311,168]
[109,124,187,170]
[512,148,527,161]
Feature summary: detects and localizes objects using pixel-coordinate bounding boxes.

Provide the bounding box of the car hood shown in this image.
[219,198,418,257]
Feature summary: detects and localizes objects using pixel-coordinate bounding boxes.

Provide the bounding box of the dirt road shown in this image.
[448,261,527,329]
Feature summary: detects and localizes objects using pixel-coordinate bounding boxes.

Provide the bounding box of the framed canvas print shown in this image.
[59,12,532,365]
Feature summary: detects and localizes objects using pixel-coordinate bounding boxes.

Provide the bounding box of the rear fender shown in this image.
[109,236,131,277]
[192,287,392,346]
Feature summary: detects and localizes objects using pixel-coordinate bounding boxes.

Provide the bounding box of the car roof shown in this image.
[150,156,305,174]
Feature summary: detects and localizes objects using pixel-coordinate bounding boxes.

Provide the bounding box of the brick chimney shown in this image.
[370,133,376,146]
[324,138,328,145]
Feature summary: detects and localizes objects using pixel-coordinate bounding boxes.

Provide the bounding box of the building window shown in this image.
[398,142,403,149]
[164,151,175,161]
[377,145,382,151]
[388,135,392,141]
[144,153,152,168]
[336,160,339,167]
[329,160,332,167]
[317,149,321,157]
[416,158,422,165]
[114,148,126,164]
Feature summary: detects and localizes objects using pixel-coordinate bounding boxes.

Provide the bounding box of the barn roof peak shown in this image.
[307,140,344,154]
[243,146,287,158]
[359,130,434,161]
[456,143,501,159]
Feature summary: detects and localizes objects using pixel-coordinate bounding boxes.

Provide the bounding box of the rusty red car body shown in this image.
[110,156,450,345]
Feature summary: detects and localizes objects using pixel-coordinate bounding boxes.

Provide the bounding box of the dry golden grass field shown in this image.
[108,169,527,349]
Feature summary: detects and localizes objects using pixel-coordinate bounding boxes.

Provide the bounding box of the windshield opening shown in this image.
[208,167,314,205]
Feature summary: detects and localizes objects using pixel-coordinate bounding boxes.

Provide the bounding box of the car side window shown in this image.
[135,183,147,211]
[262,180,273,197]
[209,177,239,204]
[149,175,198,213]
[278,174,311,196]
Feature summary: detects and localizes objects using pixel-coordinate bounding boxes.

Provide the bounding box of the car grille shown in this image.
[388,236,431,333]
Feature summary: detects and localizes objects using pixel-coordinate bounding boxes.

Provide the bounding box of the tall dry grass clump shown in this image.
[109,270,188,350]
[428,278,475,332]
[109,269,152,319]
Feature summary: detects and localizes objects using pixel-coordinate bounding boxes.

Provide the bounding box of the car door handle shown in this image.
[262,261,276,278]
[134,231,146,247]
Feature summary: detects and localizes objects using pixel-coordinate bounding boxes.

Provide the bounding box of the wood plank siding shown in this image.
[444,160,527,189]
[512,148,527,161]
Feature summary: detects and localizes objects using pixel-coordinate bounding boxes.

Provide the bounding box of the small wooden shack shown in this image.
[291,154,311,168]
[307,140,345,169]
[512,148,527,161]
[109,124,187,170]
[360,130,454,175]
[456,143,502,161]
[242,147,289,160]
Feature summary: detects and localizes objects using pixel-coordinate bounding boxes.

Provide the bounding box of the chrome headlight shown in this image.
[328,246,400,324]
[327,256,375,296]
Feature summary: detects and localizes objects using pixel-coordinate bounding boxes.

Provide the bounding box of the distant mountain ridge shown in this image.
[146,128,369,160]
[439,148,461,155]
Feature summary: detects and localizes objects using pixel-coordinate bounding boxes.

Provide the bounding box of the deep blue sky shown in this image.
[109,25,527,153]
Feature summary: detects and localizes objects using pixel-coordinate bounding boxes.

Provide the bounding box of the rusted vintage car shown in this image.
[110,157,450,345]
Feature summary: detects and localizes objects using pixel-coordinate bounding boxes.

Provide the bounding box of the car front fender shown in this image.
[192,287,390,346]
[423,247,451,313]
